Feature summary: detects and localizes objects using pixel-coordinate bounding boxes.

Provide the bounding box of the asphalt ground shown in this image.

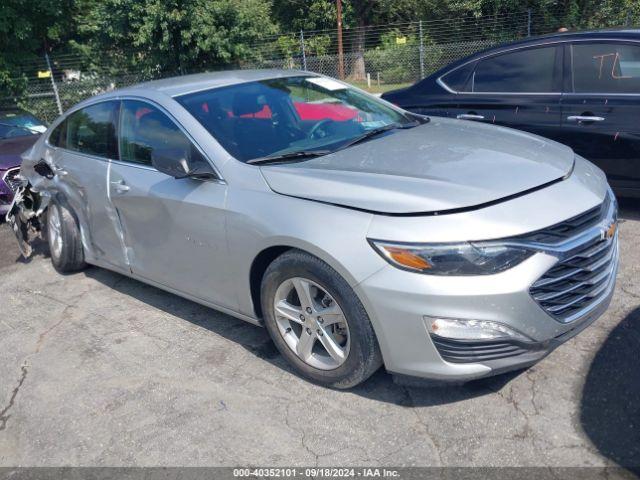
[0,199,639,470]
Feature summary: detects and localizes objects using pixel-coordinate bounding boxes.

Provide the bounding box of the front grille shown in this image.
[518,193,611,244]
[530,227,618,323]
[431,337,536,363]
[2,168,22,193]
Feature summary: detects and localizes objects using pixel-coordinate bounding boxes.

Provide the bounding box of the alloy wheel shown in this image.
[48,206,63,259]
[273,277,350,370]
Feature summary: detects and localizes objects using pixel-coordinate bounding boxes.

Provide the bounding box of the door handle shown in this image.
[567,115,605,123]
[457,113,485,121]
[110,179,130,194]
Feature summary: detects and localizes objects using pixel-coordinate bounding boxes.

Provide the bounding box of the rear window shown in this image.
[0,111,46,139]
[472,46,559,93]
[49,121,66,148]
[572,42,640,94]
[65,102,119,158]
[440,62,475,92]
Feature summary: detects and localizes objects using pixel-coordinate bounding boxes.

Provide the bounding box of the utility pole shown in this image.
[419,20,425,79]
[43,40,63,115]
[336,0,344,79]
[300,30,307,70]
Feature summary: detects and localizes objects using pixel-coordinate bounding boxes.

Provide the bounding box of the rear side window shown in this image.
[119,100,208,169]
[572,43,640,94]
[66,102,119,158]
[440,62,475,92]
[472,46,559,93]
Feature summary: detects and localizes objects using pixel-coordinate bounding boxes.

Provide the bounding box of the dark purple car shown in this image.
[0,109,47,216]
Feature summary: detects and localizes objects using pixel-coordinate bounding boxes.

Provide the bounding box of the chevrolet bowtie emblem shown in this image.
[604,222,617,240]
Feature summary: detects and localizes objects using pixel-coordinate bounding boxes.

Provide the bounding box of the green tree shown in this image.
[76,0,277,75]
[272,0,344,32]
[0,0,76,99]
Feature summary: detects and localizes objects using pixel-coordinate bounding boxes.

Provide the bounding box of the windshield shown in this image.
[0,111,47,139]
[176,75,417,162]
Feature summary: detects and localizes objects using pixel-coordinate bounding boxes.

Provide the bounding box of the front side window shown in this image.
[176,75,416,162]
[66,102,119,158]
[119,100,208,171]
[472,46,559,93]
[572,42,640,94]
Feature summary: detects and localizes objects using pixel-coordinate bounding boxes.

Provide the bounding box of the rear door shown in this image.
[51,101,129,271]
[453,44,564,142]
[108,99,236,309]
[560,41,640,194]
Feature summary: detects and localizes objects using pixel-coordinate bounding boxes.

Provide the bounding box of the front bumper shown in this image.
[355,196,619,382]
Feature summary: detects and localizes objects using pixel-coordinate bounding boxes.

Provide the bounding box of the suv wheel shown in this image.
[261,250,382,388]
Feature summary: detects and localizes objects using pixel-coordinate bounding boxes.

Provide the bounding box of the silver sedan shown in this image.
[8,70,618,388]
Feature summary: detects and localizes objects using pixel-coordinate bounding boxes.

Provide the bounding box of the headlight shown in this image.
[369,240,534,275]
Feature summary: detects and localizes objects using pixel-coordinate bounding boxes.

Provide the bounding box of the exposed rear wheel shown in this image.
[261,250,382,388]
[47,201,87,273]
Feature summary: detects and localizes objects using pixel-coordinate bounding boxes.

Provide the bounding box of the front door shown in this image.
[560,41,640,194]
[453,44,564,143]
[108,99,236,309]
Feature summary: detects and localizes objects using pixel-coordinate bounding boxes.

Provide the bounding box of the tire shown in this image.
[47,200,87,274]
[261,249,382,389]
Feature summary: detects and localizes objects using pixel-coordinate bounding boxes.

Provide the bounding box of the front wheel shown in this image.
[261,250,382,388]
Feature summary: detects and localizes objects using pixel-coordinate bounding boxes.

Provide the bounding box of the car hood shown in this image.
[0,135,40,170]
[260,117,574,214]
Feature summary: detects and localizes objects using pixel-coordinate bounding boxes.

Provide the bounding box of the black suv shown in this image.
[382,30,640,197]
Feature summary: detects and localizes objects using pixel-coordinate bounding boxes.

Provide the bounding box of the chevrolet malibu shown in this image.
[7,70,618,388]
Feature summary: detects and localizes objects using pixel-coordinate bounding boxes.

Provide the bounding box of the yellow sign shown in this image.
[37,70,51,78]
[395,36,407,45]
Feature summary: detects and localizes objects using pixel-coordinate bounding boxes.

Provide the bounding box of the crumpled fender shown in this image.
[5,177,50,258]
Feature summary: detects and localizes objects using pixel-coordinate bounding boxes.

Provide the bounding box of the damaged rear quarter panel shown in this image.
[7,133,99,262]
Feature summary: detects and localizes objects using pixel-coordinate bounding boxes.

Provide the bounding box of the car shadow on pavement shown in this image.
[350,366,524,406]
[580,306,640,473]
[85,266,524,405]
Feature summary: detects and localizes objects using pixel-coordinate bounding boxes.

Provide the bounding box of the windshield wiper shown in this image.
[247,150,331,165]
[334,121,420,152]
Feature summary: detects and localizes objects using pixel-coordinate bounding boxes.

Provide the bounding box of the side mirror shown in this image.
[151,147,218,181]
[151,147,190,178]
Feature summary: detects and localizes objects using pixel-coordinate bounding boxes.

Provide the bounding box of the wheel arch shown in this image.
[49,189,92,260]
[247,239,364,320]
[249,245,293,319]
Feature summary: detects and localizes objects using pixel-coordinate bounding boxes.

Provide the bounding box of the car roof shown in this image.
[487,28,640,50]
[85,69,316,104]
[426,28,640,80]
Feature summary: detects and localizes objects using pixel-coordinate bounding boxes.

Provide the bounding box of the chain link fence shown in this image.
[1,9,631,122]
